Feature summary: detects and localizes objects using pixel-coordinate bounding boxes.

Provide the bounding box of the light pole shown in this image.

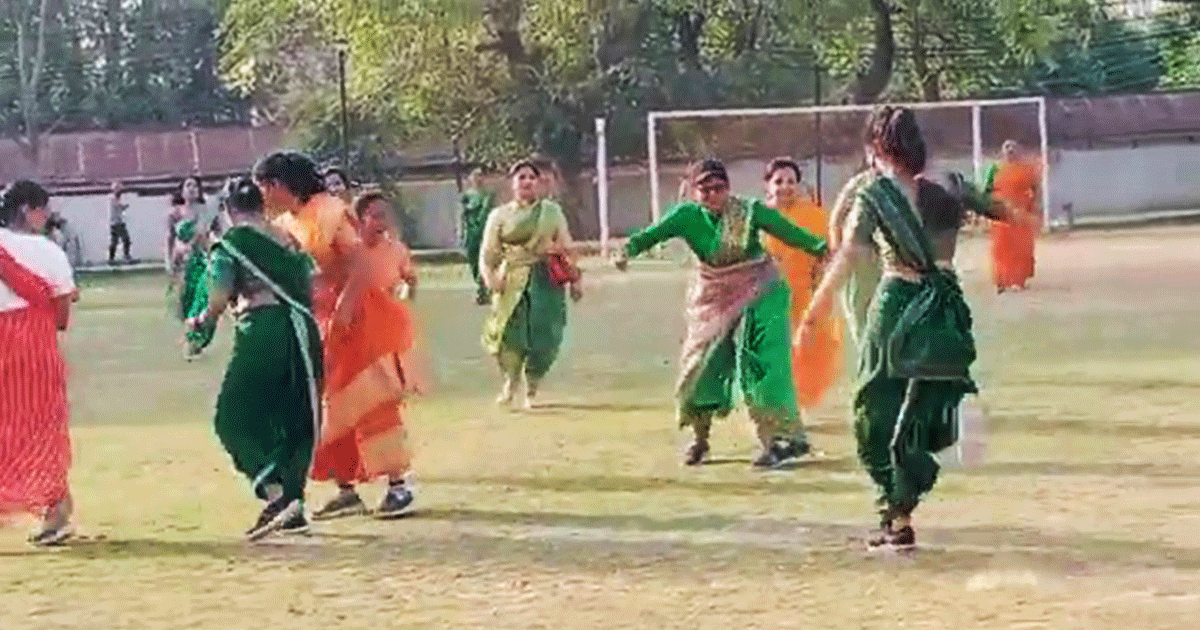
[334,38,350,171]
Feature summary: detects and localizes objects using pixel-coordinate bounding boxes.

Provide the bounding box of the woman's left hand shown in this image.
[569,283,583,302]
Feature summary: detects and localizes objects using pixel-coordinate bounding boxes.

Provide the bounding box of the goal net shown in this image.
[594,97,1050,258]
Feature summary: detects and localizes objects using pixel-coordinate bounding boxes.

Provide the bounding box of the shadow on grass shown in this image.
[529,402,667,413]
[11,512,1198,577]
[421,470,863,495]
[965,459,1200,480]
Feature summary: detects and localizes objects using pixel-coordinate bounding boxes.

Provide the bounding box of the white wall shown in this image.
[54,142,1200,265]
[53,193,178,266]
[1048,145,1200,218]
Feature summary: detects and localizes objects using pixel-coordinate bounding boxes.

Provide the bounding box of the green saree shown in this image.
[624,197,827,448]
[208,226,323,503]
[851,177,978,519]
[480,199,569,384]
[461,188,494,302]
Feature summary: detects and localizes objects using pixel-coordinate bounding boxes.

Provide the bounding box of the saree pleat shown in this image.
[480,199,570,381]
[763,197,842,409]
[209,228,322,502]
[851,177,978,516]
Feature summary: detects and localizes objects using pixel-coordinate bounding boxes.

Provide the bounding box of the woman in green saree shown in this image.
[479,159,582,409]
[615,159,828,469]
[186,177,323,541]
[797,107,980,550]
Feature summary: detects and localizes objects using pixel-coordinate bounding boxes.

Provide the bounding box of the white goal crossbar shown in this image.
[639,96,1050,238]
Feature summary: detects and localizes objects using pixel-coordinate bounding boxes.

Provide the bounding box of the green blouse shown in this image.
[625,197,827,266]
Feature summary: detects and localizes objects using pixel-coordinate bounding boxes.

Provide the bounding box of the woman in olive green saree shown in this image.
[186,177,322,542]
[479,159,582,409]
[798,107,979,550]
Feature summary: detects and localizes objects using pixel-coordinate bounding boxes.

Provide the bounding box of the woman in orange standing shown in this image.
[255,152,417,522]
[987,140,1041,292]
[760,158,841,417]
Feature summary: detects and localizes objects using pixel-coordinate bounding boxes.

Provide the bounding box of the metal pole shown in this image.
[452,135,464,245]
[647,113,661,227]
[971,104,983,184]
[1037,97,1051,231]
[452,135,464,192]
[337,43,349,170]
[595,118,610,258]
[813,61,823,206]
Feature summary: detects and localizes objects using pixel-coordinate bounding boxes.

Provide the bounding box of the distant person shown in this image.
[986,140,1041,292]
[0,180,79,546]
[108,180,133,264]
[460,168,494,305]
[323,168,353,205]
[171,176,211,322]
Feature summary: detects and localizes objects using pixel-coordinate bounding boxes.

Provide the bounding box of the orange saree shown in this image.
[275,194,420,484]
[989,159,1040,290]
[762,195,842,409]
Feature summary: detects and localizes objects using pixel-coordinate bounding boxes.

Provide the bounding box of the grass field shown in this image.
[3,226,1200,629]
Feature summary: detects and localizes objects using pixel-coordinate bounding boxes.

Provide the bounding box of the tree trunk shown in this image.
[910,1,941,101]
[851,0,896,104]
[104,0,122,127]
[12,0,53,166]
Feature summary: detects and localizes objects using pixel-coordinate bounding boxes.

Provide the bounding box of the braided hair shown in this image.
[864,106,927,177]
[253,152,327,204]
[223,177,265,215]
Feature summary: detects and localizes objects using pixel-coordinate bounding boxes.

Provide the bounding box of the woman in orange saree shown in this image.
[760,158,842,414]
[255,152,417,521]
[987,140,1041,292]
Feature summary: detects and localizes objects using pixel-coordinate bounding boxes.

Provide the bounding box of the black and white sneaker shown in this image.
[375,485,414,519]
[774,438,811,463]
[866,525,916,551]
[246,497,301,542]
[751,448,781,469]
[279,510,310,535]
[28,524,74,547]
[684,440,710,466]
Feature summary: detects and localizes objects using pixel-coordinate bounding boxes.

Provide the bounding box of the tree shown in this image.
[0,0,58,165]
[816,0,1061,102]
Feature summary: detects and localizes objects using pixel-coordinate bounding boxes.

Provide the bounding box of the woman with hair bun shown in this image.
[257,151,417,521]
[186,176,322,541]
[0,180,79,546]
[797,106,981,550]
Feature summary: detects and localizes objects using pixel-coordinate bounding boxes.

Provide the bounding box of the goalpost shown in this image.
[593,96,1050,257]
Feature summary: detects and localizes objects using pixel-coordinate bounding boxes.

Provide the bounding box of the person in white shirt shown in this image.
[0,180,78,546]
[108,180,132,264]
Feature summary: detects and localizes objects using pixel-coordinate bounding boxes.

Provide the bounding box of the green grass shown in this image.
[4,227,1200,629]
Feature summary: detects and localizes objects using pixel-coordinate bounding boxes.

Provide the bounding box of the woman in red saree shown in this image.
[987,140,1041,292]
[0,180,78,546]
[256,153,419,521]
